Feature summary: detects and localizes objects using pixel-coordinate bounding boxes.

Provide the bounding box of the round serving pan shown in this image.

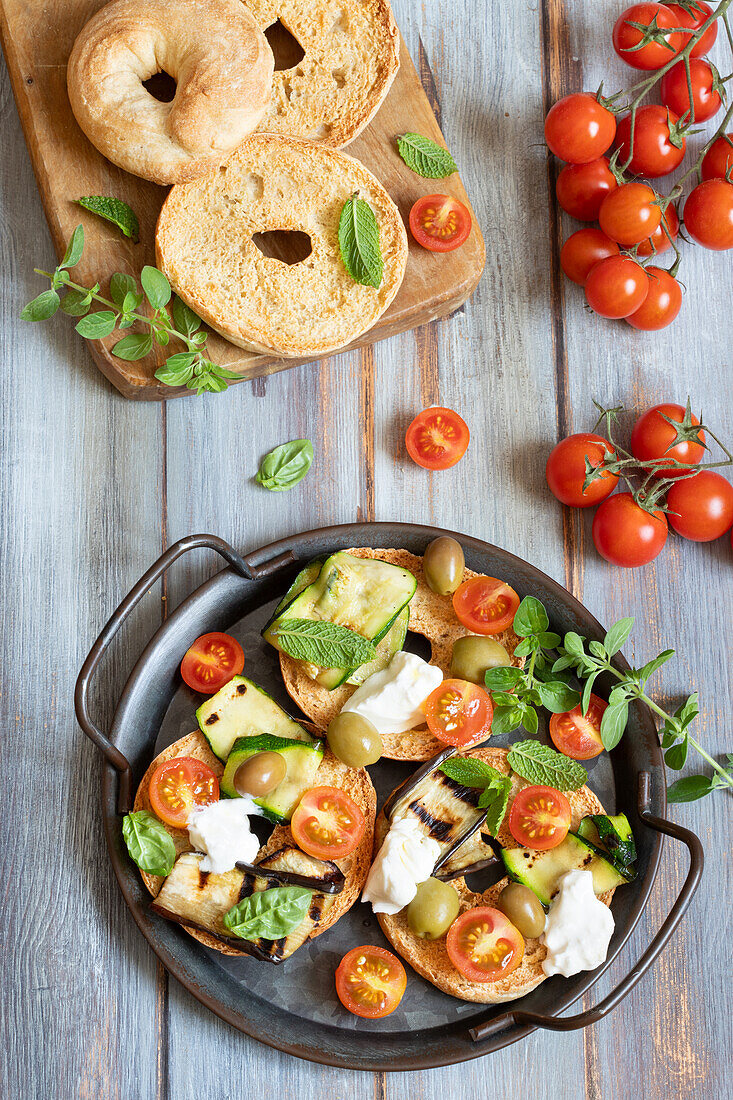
[75,524,703,1070]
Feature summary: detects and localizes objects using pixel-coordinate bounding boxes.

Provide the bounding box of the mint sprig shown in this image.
[396,133,458,178]
[269,617,376,668]
[338,194,383,288]
[508,740,588,791]
[438,757,511,837]
[75,195,140,242]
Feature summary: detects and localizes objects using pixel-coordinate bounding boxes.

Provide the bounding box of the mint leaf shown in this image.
[338,195,383,288]
[396,133,458,178]
[481,779,511,836]
[21,289,60,321]
[76,196,139,242]
[513,596,549,637]
[508,740,587,790]
[122,811,175,877]
[223,886,312,940]
[256,439,314,492]
[270,618,376,668]
[439,757,505,787]
[141,265,171,310]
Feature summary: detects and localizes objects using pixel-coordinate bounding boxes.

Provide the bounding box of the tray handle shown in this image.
[470,772,703,1042]
[74,534,252,814]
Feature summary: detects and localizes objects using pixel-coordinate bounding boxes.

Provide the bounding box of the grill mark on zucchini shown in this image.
[204,713,219,725]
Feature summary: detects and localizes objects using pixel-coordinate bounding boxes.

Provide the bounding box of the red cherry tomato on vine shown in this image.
[626,266,682,331]
[405,406,470,469]
[599,182,662,246]
[544,93,617,163]
[545,433,619,507]
[666,1,718,57]
[661,58,722,123]
[612,3,684,70]
[630,403,705,478]
[702,133,733,180]
[684,179,733,250]
[409,194,471,252]
[666,471,733,541]
[615,106,685,178]
[637,203,679,256]
[585,255,649,318]
[556,157,618,220]
[560,228,620,286]
[592,493,668,567]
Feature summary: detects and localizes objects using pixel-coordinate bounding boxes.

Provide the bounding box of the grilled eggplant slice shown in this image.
[150,852,245,945]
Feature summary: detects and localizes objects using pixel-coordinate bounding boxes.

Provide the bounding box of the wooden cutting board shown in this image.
[0,2,485,400]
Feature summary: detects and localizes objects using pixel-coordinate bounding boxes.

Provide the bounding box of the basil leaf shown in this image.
[508,740,587,790]
[484,666,523,691]
[60,224,85,269]
[439,757,505,788]
[141,265,172,310]
[537,681,581,714]
[396,133,458,178]
[112,333,154,361]
[171,296,202,337]
[256,439,314,492]
[337,195,383,288]
[667,774,714,803]
[270,617,376,667]
[21,289,60,321]
[603,617,634,657]
[513,596,549,638]
[110,272,139,310]
[481,779,512,836]
[75,310,117,339]
[223,886,312,940]
[76,196,140,242]
[600,700,629,751]
[122,811,175,877]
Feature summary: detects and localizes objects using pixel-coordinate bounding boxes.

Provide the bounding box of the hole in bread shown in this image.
[332,68,346,88]
[403,631,433,664]
[143,71,177,102]
[264,19,305,71]
[251,230,312,265]
[309,123,332,140]
[330,10,349,33]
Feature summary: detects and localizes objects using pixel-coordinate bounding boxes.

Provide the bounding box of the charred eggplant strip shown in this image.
[236,848,345,894]
[381,746,456,820]
[150,904,280,961]
[433,829,499,880]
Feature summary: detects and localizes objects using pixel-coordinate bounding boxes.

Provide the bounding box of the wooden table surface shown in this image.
[2,1,731,1096]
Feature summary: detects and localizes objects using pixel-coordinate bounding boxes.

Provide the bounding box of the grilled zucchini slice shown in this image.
[578,813,637,867]
[502,831,635,907]
[220,733,324,823]
[196,676,314,761]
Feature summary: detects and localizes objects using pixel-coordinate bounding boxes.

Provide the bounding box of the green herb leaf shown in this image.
[537,681,580,714]
[141,265,172,310]
[439,757,505,788]
[122,289,144,315]
[110,272,139,310]
[75,310,117,339]
[484,666,523,691]
[513,596,549,637]
[667,774,714,803]
[60,287,94,316]
[21,288,60,321]
[164,352,198,372]
[520,703,539,735]
[538,631,561,649]
[337,194,383,288]
[76,196,140,242]
[600,700,628,751]
[639,649,675,684]
[581,672,598,718]
[562,632,586,658]
[171,296,202,337]
[665,736,689,771]
[396,132,458,178]
[481,779,512,836]
[270,617,376,668]
[112,333,154,361]
[60,224,85,269]
[122,811,175,877]
[508,740,587,790]
[223,886,312,940]
[490,706,524,735]
[589,640,607,660]
[256,439,314,492]
[512,638,534,658]
[603,617,634,657]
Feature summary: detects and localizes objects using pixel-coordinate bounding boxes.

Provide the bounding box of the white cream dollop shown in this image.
[362,815,441,915]
[340,650,443,736]
[187,798,260,875]
[541,869,615,978]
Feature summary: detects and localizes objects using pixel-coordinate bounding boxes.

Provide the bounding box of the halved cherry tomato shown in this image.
[291,786,365,860]
[409,194,471,252]
[508,785,571,850]
[423,678,493,747]
[446,907,524,982]
[452,576,520,635]
[666,1,717,56]
[630,403,705,477]
[149,757,219,828]
[180,631,245,693]
[335,946,407,1018]
[550,694,607,760]
[405,406,469,470]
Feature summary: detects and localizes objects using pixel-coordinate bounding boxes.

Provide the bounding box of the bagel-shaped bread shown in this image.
[155,134,408,356]
[246,0,400,147]
[278,549,522,761]
[67,0,274,185]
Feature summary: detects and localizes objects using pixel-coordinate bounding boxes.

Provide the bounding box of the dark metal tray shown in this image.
[75,525,702,1070]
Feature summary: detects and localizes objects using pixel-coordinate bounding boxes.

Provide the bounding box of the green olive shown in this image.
[327,712,383,768]
[423,537,465,596]
[234,751,287,798]
[450,635,511,684]
[497,882,546,939]
[406,877,461,940]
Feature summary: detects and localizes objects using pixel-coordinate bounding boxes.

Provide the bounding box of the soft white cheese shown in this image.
[541,869,615,978]
[362,815,441,915]
[340,650,443,736]
[187,798,260,875]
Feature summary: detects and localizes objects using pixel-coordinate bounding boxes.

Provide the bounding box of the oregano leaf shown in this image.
[141,265,172,310]
[75,310,117,339]
[112,333,154,361]
[21,289,60,321]
[60,224,85,269]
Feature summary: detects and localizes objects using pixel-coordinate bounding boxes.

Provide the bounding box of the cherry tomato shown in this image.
[592,493,668,567]
[626,266,682,330]
[409,194,471,252]
[544,93,617,164]
[560,228,620,286]
[446,908,525,982]
[509,785,571,850]
[549,695,607,760]
[180,632,245,693]
[291,786,365,860]
[615,106,685,178]
[666,471,733,541]
[405,406,470,470]
[556,157,618,220]
[149,757,219,828]
[630,402,706,476]
[637,203,680,256]
[612,3,684,70]
[452,576,520,635]
[585,255,649,318]
[423,678,493,747]
[666,1,718,56]
[599,182,662,246]
[335,946,406,1018]
[660,57,722,123]
[684,179,733,250]
[545,433,619,507]
[702,132,733,180]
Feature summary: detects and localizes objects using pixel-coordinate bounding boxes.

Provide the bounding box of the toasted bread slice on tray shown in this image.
[280,548,522,761]
[375,747,612,1003]
[133,728,376,956]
